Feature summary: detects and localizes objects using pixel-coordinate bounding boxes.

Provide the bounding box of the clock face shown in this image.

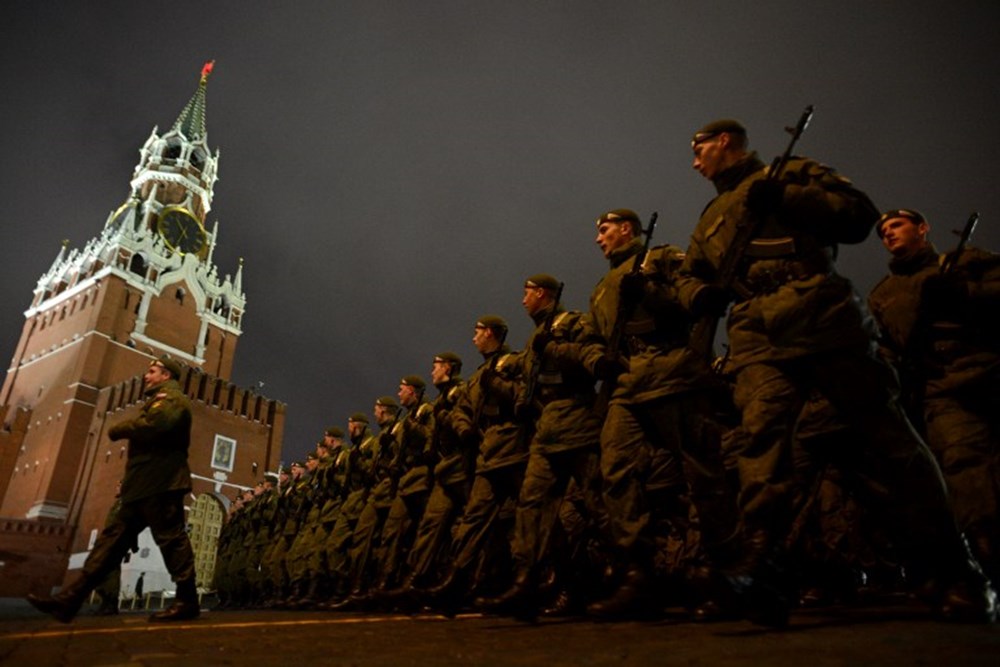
[157,207,207,255]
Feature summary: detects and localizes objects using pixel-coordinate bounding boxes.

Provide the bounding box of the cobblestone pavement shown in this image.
[1,599,998,666]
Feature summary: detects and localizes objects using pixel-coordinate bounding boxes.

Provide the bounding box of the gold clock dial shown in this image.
[157,206,207,255]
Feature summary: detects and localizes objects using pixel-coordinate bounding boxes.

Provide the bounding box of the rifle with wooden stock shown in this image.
[687,105,814,365]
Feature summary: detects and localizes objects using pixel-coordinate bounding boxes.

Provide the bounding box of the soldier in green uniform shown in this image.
[475,275,605,619]
[319,412,378,608]
[364,376,435,598]
[284,454,324,606]
[228,487,257,607]
[330,397,402,607]
[423,316,526,613]
[380,353,470,605]
[28,357,200,623]
[270,461,309,608]
[294,431,348,607]
[260,467,293,606]
[679,119,995,622]
[581,211,738,620]
[868,208,1000,584]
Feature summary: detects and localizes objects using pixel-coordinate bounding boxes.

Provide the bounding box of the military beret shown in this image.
[348,412,369,424]
[290,461,304,468]
[692,119,747,145]
[597,208,640,227]
[524,274,560,291]
[325,426,345,438]
[475,315,508,334]
[263,472,280,483]
[875,208,926,237]
[375,396,398,409]
[151,355,183,379]
[434,351,462,366]
[401,375,426,391]
[306,452,318,461]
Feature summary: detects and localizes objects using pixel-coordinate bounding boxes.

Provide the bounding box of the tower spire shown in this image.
[171,60,214,141]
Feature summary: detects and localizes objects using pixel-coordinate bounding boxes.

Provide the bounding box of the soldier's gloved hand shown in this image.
[746,179,786,217]
[690,284,730,318]
[619,271,647,307]
[486,373,508,395]
[593,355,625,382]
[921,272,969,320]
[531,330,552,354]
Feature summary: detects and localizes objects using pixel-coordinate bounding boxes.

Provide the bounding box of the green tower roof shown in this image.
[171,60,214,141]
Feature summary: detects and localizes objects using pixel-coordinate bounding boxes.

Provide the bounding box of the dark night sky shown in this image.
[2,1,998,465]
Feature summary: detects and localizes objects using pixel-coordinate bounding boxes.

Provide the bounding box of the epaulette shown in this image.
[496,353,516,371]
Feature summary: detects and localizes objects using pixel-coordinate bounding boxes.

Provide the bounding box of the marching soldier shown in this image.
[868,208,1000,584]
[679,118,995,622]
[476,275,604,619]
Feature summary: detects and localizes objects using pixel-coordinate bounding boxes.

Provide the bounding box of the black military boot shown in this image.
[150,579,200,622]
[292,577,323,610]
[423,566,469,617]
[541,588,582,617]
[689,531,791,628]
[27,591,86,624]
[586,566,656,620]
[474,570,537,621]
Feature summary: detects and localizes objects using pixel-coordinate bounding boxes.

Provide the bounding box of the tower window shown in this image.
[129,254,148,277]
[176,287,186,305]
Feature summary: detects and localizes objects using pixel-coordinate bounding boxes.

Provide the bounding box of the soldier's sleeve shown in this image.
[779,158,880,245]
[491,352,524,403]
[107,390,188,441]
[548,312,607,377]
[677,227,716,313]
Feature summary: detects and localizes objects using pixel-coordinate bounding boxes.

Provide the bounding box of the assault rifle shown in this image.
[897,211,980,418]
[594,212,658,413]
[521,282,565,411]
[940,212,979,275]
[688,105,814,364]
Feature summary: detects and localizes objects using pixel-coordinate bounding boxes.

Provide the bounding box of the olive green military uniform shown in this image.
[404,378,471,586]
[508,304,603,587]
[345,417,403,593]
[93,494,127,613]
[677,151,977,591]
[373,399,436,589]
[869,243,1000,579]
[283,471,319,596]
[323,425,376,593]
[447,346,526,580]
[590,240,735,570]
[44,372,198,614]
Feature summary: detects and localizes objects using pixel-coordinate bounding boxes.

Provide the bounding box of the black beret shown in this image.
[692,119,747,145]
[375,396,398,409]
[476,315,508,333]
[401,375,426,391]
[596,209,642,232]
[524,274,560,291]
[876,208,926,238]
[434,351,462,366]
